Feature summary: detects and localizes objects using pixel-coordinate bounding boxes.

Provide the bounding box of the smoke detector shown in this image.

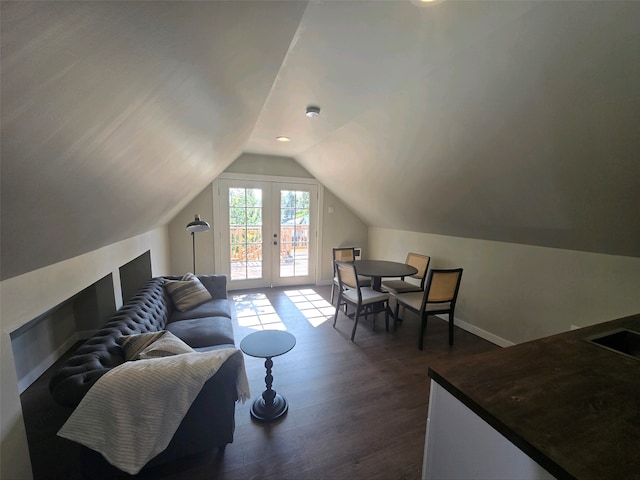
[305,105,321,118]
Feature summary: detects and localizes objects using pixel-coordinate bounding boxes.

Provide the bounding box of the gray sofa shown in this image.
[49,274,241,478]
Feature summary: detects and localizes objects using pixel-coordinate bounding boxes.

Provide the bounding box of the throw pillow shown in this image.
[118,331,166,361]
[138,331,195,359]
[164,277,212,312]
[118,331,195,360]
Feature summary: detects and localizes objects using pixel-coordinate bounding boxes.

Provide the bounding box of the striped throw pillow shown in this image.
[118,331,195,361]
[164,277,212,312]
[118,331,166,361]
[138,331,194,359]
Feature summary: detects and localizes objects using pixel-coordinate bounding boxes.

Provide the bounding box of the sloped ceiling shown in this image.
[2,1,639,281]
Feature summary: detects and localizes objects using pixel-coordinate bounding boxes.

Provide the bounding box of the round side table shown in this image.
[240,330,296,422]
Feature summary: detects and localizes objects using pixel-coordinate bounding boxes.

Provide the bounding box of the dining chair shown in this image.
[333,261,390,342]
[381,252,430,295]
[331,247,370,305]
[390,268,463,350]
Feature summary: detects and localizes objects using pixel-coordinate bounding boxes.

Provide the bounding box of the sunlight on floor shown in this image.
[232,289,336,330]
[232,293,286,330]
[284,288,335,327]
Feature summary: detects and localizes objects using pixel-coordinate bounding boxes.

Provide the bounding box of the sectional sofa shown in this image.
[49,273,242,478]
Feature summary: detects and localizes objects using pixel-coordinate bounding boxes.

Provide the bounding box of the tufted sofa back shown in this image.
[49,277,174,408]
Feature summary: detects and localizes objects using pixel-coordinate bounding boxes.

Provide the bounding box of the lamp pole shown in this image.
[190,231,196,273]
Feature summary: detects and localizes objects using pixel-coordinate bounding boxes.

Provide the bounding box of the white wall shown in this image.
[370,227,640,345]
[0,227,170,480]
[169,185,216,276]
[321,188,369,281]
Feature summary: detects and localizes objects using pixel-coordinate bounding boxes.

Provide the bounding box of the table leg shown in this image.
[368,275,391,319]
[250,356,288,422]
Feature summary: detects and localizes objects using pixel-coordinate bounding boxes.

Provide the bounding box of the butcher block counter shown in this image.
[425,313,640,480]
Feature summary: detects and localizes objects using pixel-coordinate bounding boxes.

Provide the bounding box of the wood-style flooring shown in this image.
[20,284,499,480]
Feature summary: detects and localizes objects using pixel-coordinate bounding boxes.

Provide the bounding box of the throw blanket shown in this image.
[58,348,250,475]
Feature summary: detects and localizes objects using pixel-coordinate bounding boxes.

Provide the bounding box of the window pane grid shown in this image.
[280,190,310,277]
[229,188,263,280]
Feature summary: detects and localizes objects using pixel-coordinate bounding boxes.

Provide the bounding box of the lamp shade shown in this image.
[186,214,210,233]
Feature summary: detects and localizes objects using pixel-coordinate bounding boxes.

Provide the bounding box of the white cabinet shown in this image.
[422,380,555,480]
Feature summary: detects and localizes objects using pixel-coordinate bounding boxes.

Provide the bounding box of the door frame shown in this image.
[214,173,324,291]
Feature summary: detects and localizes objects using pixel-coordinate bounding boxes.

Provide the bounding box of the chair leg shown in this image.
[393,302,400,331]
[384,302,390,332]
[333,296,341,328]
[351,308,360,342]
[419,314,429,350]
[448,312,454,346]
[331,283,336,305]
[371,306,376,332]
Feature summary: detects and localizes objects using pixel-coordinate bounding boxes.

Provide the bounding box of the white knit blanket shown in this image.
[58,348,250,475]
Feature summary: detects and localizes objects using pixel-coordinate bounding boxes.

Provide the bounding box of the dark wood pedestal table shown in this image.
[354,260,418,291]
[240,330,296,422]
[354,259,419,316]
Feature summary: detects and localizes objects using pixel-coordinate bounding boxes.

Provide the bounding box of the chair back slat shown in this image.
[333,247,355,263]
[336,261,359,289]
[406,253,430,280]
[425,269,463,304]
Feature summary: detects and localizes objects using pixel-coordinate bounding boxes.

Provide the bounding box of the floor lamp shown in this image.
[186,214,210,274]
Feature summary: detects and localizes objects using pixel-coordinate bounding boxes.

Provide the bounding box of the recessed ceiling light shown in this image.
[276,136,291,142]
[411,0,444,5]
[305,105,321,118]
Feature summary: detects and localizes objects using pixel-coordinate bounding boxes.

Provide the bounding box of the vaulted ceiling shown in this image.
[2,1,639,281]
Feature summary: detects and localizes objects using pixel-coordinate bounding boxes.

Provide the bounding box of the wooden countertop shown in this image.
[428,313,640,480]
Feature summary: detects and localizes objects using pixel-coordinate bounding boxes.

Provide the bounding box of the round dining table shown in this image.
[354,259,418,291]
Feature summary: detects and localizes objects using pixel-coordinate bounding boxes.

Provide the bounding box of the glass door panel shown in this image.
[272,182,317,286]
[279,189,310,278]
[229,187,263,281]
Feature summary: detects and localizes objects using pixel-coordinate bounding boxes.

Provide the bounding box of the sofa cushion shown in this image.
[169,298,232,322]
[197,274,228,299]
[164,278,212,312]
[166,317,234,348]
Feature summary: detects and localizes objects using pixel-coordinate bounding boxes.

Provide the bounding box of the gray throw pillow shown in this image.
[164,277,212,312]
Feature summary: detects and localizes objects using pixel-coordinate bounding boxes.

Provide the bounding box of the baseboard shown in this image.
[436,314,514,348]
[17,333,80,394]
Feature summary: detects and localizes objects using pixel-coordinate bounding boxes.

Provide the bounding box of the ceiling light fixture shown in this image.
[276,136,291,142]
[305,105,321,118]
[411,0,444,5]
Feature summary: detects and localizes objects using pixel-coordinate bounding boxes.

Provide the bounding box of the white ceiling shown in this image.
[2,1,639,280]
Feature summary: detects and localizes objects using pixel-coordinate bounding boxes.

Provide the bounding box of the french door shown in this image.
[217,176,318,290]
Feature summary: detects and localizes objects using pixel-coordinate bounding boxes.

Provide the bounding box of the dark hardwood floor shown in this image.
[21,285,498,480]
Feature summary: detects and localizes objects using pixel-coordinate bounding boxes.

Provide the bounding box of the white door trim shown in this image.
[214,173,322,290]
